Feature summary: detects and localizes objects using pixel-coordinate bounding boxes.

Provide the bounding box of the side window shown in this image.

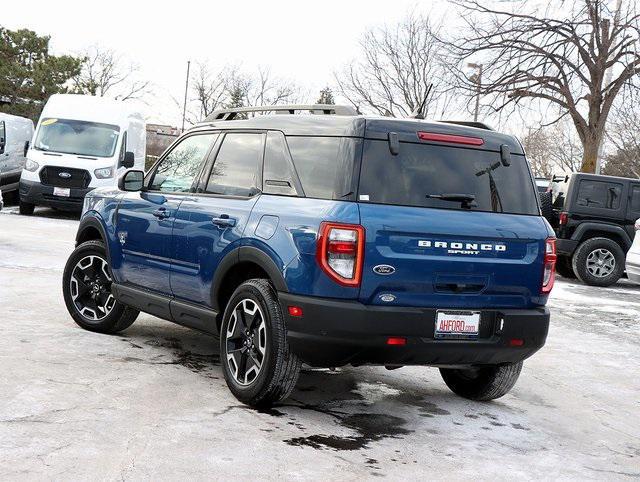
[631,185,640,213]
[577,180,623,210]
[286,136,358,200]
[149,133,217,193]
[205,133,263,197]
[118,131,128,163]
[263,131,299,196]
[0,121,5,155]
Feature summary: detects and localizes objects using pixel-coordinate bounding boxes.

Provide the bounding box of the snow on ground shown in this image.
[0,206,639,480]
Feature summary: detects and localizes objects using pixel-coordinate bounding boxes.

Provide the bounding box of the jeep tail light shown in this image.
[541,238,557,294]
[316,222,365,287]
[559,212,568,226]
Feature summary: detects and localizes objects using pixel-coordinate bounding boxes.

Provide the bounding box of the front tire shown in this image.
[19,200,35,215]
[220,279,301,407]
[62,240,139,334]
[440,362,523,401]
[572,237,625,287]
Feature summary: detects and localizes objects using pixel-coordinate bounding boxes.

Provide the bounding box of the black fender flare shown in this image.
[211,246,289,312]
[76,216,112,264]
[571,222,632,250]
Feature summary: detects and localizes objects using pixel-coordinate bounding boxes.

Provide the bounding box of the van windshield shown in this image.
[34,118,120,158]
[358,140,539,215]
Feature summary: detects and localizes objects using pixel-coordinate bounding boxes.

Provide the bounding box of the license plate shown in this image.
[435,310,481,339]
[53,187,70,197]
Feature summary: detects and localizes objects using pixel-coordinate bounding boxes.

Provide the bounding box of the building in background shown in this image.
[145,124,180,170]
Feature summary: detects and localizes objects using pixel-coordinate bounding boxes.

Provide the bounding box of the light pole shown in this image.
[468,62,483,122]
[181,60,191,133]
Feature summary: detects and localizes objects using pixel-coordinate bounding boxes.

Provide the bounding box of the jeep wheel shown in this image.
[539,191,554,225]
[572,237,625,287]
[220,279,301,407]
[19,200,35,215]
[440,362,523,401]
[555,255,577,279]
[62,240,139,333]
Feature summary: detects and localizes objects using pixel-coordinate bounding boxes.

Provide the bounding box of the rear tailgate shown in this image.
[356,128,548,309]
[358,204,547,309]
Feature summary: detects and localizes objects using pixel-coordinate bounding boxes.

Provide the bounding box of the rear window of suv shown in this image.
[286,136,360,200]
[358,140,539,215]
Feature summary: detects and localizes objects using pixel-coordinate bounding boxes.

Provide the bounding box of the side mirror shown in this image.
[121,151,135,169]
[118,170,144,192]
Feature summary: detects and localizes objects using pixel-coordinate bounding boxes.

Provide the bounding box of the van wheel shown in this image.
[220,279,301,407]
[19,201,35,215]
[572,237,624,287]
[555,255,576,279]
[62,240,139,334]
[440,362,523,401]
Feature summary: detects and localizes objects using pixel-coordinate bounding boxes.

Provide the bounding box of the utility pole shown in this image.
[468,63,483,122]
[181,60,191,132]
[595,0,623,175]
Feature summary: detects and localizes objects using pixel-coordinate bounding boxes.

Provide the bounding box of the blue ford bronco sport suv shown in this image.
[62,105,555,407]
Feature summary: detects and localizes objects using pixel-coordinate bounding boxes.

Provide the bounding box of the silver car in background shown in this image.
[626,219,640,284]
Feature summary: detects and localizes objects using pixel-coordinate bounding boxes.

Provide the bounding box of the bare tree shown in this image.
[190,62,227,120]
[73,46,151,101]
[522,120,583,177]
[449,0,640,173]
[335,12,456,118]
[603,89,640,177]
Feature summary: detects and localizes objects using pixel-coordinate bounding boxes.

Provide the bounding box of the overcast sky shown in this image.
[5,0,457,125]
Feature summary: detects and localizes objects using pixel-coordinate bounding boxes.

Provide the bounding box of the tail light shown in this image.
[541,238,557,294]
[559,212,568,226]
[417,131,484,146]
[316,222,365,287]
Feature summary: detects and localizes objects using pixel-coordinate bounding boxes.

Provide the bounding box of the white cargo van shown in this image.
[19,94,145,214]
[0,113,35,199]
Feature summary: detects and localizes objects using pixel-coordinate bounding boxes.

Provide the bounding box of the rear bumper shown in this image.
[279,292,550,368]
[556,238,578,256]
[19,179,91,211]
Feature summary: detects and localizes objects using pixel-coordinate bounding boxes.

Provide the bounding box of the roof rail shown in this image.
[203,104,358,122]
[439,120,494,131]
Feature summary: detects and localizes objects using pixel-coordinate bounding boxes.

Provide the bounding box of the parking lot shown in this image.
[1,206,639,480]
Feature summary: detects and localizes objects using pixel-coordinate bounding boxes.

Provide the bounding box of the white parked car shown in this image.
[19,94,146,214]
[626,218,640,284]
[0,112,35,198]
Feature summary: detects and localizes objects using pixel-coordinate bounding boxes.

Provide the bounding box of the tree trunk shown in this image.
[580,136,601,173]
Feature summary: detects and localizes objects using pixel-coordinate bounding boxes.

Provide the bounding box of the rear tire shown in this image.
[440,362,523,401]
[220,279,301,407]
[555,255,577,279]
[572,237,625,287]
[19,200,35,215]
[62,240,139,334]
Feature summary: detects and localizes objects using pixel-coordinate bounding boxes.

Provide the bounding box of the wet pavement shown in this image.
[1,206,639,480]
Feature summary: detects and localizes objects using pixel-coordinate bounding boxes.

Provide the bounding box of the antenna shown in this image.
[409,84,433,120]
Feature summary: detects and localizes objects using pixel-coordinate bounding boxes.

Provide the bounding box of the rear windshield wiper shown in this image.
[426,193,477,209]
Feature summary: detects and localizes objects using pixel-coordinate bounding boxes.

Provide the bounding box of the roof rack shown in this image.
[204,104,358,122]
[439,120,494,131]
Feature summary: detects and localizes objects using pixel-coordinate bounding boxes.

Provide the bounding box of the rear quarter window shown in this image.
[576,180,623,210]
[286,136,360,200]
[358,140,539,215]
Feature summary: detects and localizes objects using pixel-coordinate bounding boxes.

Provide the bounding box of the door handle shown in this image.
[152,207,170,219]
[212,215,236,227]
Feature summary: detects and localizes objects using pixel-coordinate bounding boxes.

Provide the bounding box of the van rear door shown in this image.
[357,137,549,310]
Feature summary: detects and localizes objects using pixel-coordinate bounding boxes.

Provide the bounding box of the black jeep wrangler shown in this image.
[553,173,640,286]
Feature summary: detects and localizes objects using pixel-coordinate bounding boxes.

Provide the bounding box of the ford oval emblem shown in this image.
[373,264,396,275]
[58,172,72,179]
